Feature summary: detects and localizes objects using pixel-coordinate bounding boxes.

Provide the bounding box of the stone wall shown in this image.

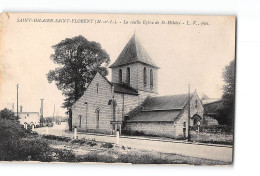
[71,73,114,134]
[111,63,158,93]
[174,91,204,138]
[203,115,219,126]
[126,122,175,138]
[111,63,139,89]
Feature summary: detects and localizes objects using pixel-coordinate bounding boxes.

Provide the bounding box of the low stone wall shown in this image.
[203,115,219,126]
[125,122,175,138]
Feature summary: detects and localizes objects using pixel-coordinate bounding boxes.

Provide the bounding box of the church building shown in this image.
[71,33,204,139]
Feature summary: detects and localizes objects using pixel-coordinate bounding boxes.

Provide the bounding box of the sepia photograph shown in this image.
[0,13,235,165]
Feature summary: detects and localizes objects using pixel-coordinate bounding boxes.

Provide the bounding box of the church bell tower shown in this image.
[109,33,159,94]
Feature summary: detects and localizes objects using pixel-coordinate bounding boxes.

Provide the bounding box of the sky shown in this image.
[0,13,235,116]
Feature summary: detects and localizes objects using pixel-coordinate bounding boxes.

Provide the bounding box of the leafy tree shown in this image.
[47,36,110,131]
[0,108,16,120]
[217,59,235,126]
[47,35,110,108]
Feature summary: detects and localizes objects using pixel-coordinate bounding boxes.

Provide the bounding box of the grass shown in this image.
[42,135,231,165]
[0,119,232,164]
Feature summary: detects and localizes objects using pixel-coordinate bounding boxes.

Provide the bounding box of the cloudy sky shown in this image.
[0,13,235,116]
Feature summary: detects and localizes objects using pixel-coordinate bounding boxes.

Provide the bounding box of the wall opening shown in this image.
[126,67,130,85]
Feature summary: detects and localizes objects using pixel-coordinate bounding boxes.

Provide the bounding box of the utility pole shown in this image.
[16,84,19,119]
[40,99,44,119]
[187,84,191,142]
[52,104,55,123]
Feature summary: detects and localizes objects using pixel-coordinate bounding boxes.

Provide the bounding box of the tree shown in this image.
[200,93,209,100]
[47,35,110,108]
[0,108,16,120]
[217,59,235,126]
[47,36,110,131]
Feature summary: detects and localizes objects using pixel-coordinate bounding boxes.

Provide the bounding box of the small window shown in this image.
[119,69,122,83]
[126,67,130,85]
[95,108,100,129]
[183,122,186,127]
[96,83,99,94]
[150,69,153,89]
[195,100,198,108]
[27,114,29,117]
[78,115,82,128]
[143,67,147,87]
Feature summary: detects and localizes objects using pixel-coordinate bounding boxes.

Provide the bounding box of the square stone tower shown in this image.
[109,33,159,94]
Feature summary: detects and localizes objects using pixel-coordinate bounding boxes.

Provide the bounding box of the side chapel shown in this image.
[71,33,204,138]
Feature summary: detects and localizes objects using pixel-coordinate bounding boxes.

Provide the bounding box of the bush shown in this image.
[86,140,97,147]
[42,135,71,142]
[0,108,16,120]
[0,138,53,161]
[101,142,113,149]
[0,118,53,161]
[0,119,28,141]
[52,149,77,162]
[71,139,85,145]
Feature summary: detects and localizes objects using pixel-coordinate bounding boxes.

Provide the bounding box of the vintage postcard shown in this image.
[0,13,236,165]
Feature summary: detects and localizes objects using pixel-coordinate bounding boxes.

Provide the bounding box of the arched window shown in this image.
[96,83,99,94]
[119,69,122,83]
[126,67,130,85]
[150,69,153,89]
[143,67,147,87]
[95,108,100,129]
[78,115,82,128]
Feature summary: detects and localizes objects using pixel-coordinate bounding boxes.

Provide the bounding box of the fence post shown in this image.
[116,129,120,145]
[46,124,49,135]
[197,121,201,138]
[32,124,35,132]
[74,126,77,139]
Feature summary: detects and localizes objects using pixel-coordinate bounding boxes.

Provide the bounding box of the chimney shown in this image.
[20,106,23,112]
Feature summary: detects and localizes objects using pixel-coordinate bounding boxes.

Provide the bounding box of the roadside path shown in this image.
[35,123,233,162]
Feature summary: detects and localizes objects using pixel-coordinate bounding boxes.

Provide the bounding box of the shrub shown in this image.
[42,135,71,142]
[0,119,28,141]
[52,149,77,162]
[0,108,16,120]
[101,142,113,149]
[0,138,53,161]
[86,140,97,147]
[0,119,53,161]
[71,139,85,145]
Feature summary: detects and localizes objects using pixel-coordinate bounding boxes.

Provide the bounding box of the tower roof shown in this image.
[109,33,159,68]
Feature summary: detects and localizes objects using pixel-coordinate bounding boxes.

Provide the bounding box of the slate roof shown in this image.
[202,98,220,105]
[127,110,181,122]
[112,82,139,95]
[109,34,158,68]
[128,93,191,122]
[142,94,189,110]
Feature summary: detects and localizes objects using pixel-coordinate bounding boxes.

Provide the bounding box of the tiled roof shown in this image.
[127,93,192,122]
[112,82,138,95]
[109,34,158,68]
[141,94,189,110]
[202,98,221,105]
[127,110,181,122]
